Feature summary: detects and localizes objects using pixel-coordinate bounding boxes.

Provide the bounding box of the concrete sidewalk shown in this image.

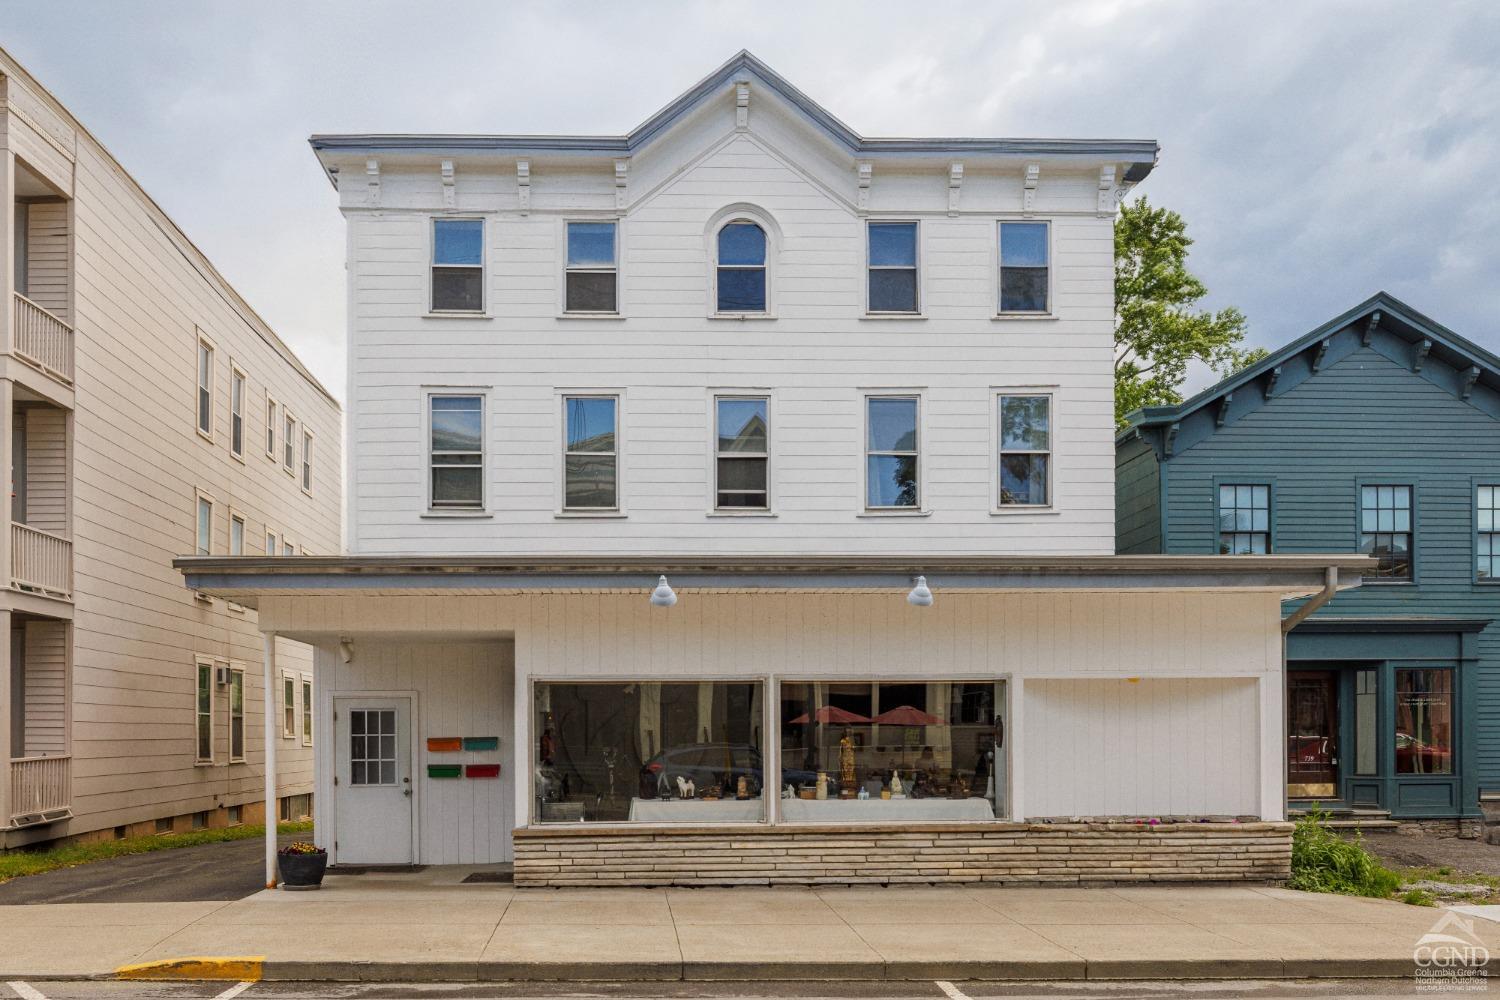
[1,869,1491,983]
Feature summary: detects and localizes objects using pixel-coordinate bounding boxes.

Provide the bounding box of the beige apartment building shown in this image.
[0,47,341,848]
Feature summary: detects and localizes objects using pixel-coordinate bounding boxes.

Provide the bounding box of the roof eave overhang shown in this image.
[175,554,1373,611]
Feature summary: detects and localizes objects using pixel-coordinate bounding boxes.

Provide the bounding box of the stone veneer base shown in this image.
[512,821,1293,888]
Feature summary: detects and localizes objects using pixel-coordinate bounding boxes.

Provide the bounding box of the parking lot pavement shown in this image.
[0,978,1445,999]
[0,835,298,904]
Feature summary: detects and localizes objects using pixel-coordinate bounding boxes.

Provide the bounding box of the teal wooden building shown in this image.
[1117,293,1499,830]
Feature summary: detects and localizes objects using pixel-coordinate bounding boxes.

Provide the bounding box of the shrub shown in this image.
[1288,807,1401,898]
[1402,888,1438,907]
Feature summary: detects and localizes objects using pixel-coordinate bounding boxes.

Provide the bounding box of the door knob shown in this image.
[403,789,412,797]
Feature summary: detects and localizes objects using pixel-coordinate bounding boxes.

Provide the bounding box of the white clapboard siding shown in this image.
[1,53,342,837]
[337,80,1120,558]
[316,640,514,865]
[1023,677,1261,818]
[22,618,68,756]
[25,200,70,322]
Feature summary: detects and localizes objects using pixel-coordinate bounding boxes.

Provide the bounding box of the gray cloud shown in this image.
[4,0,1496,397]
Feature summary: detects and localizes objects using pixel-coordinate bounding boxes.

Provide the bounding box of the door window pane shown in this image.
[1354,668,1377,776]
[533,681,766,823]
[779,680,1006,820]
[1396,669,1453,774]
[350,708,398,786]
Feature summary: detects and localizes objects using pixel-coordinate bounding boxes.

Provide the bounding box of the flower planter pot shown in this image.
[277,850,327,890]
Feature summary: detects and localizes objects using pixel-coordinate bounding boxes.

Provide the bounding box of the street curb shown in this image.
[115,957,265,981]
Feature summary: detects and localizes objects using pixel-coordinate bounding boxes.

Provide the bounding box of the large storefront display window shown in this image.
[533,681,767,823]
[1395,669,1453,775]
[778,680,1007,821]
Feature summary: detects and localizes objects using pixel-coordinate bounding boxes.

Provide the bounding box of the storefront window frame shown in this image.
[527,674,774,828]
[770,675,1012,825]
[1393,666,1456,777]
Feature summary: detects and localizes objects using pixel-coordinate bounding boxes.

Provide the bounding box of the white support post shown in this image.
[0,608,12,831]
[263,631,278,887]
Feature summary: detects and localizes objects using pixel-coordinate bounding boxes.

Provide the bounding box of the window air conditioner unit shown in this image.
[216,665,231,687]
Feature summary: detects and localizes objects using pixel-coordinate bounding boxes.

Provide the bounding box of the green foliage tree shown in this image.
[1114,197,1265,427]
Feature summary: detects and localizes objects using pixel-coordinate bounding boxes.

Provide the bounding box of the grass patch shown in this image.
[1401,888,1438,907]
[0,821,313,884]
[1289,807,1401,898]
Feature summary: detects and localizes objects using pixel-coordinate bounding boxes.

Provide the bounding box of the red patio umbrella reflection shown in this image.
[872,705,945,726]
[788,705,871,725]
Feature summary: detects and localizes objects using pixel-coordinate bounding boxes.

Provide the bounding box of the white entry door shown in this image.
[334,697,414,864]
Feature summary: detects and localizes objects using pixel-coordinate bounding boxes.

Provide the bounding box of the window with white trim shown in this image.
[999,221,1049,313]
[429,394,485,509]
[228,667,245,763]
[301,429,313,493]
[229,366,245,457]
[1480,486,1500,580]
[1218,484,1270,554]
[716,221,767,313]
[865,396,919,509]
[229,511,245,556]
[867,222,918,313]
[195,660,214,763]
[282,673,297,739]
[196,338,214,437]
[265,394,277,459]
[283,413,296,473]
[195,493,213,555]
[565,221,617,313]
[563,395,618,510]
[301,675,313,747]
[715,396,769,509]
[431,218,484,312]
[997,394,1051,506]
[1360,485,1413,580]
[266,529,278,556]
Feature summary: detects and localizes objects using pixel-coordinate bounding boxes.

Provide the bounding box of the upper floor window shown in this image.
[265,394,278,459]
[265,528,278,556]
[229,366,246,458]
[715,396,769,510]
[229,511,245,556]
[195,660,214,763]
[866,395,919,509]
[716,222,767,313]
[302,675,314,747]
[1218,485,1270,554]
[1478,486,1499,580]
[431,219,484,312]
[564,395,618,511]
[1361,485,1412,580]
[195,494,213,555]
[565,222,618,313]
[301,430,314,494]
[867,222,918,313]
[228,667,246,763]
[998,394,1051,506]
[283,413,296,473]
[999,222,1049,314]
[196,338,214,437]
[282,674,297,739]
[429,394,484,510]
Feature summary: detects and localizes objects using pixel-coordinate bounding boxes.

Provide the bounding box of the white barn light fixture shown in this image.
[650,575,678,607]
[907,575,933,607]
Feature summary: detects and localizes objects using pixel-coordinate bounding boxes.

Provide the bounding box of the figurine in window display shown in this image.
[890,770,905,798]
[838,729,858,798]
[539,713,556,766]
[815,772,829,800]
[783,783,795,799]
[736,775,749,800]
[857,785,869,800]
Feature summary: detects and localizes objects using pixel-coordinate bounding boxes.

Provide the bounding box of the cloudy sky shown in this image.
[3,1,1496,398]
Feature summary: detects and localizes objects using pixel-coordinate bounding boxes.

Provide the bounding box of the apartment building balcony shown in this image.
[8,754,70,827]
[5,157,74,406]
[7,397,72,607]
[5,615,71,830]
[12,292,73,387]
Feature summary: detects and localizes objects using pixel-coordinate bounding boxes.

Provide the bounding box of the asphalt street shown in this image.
[0,981,1448,1000]
[0,835,296,904]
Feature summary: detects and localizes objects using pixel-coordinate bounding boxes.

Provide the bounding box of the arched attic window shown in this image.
[715,220,768,313]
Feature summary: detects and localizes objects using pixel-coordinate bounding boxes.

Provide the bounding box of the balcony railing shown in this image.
[12,292,74,386]
[9,755,71,826]
[11,522,72,600]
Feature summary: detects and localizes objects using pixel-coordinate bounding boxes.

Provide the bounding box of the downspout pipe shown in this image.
[1281,566,1339,634]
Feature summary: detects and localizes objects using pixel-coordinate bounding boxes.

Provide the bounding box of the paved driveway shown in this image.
[0,834,295,904]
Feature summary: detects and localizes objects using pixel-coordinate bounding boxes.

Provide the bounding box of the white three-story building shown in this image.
[182,53,1367,887]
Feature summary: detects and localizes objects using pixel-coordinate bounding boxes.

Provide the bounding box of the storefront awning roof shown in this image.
[175,553,1373,610]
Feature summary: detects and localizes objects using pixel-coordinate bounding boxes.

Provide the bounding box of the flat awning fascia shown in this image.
[174,553,1374,610]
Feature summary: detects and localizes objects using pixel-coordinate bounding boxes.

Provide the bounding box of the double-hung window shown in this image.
[265,395,277,459]
[195,661,214,763]
[301,430,314,493]
[195,494,213,555]
[229,512,245,556]
[265,529,278,556]
[1360,485,1413,579]
[283,674,297,739]
[865,396,919,509]
[301,677,313,747]
[229,366,245,458]
[715,396,769,509]
[867,222,918,313]
[431,218,484,312]
[283,413,296,473]
[196,338,214,437]
[1218,484,1271,554]
[999,221,1050,313]
[563,395,618,510]
[565,222,617,313]
[716,222,767,313]
[998,394,1051,506]
[429,394,484,509]
[1479,486,1500,580]
[228,667,245,762]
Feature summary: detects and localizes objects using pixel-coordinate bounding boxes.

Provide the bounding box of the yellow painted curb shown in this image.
[116,957,265,981]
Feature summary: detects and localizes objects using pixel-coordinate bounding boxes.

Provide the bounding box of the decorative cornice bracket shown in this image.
[365,158,380,205]
[1362,310,1382,346]
[516,159,531,215]
[1265,365,1283,398]
[614,159,629,210]
[1216,392,1234,428]
[856,161,873,213]
[735,80,750,131]
[1461,366,1481,400]
[1311,338,1331,372]
[1163,422,1180,457]
[947,162,963,217]
[1413,338,1432,373]
[1022,163,1040,216]
[440,159,455,208]
[1097,164,1117,217]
